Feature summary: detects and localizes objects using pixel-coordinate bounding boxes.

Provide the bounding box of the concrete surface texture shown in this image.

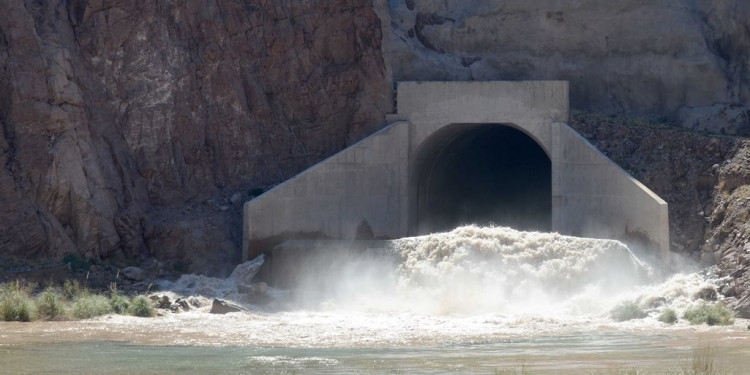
[243,81,668,260]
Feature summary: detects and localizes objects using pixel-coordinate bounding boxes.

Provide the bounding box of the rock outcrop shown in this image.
[0,0,391,275]
[381,0,750,135]
[702,142,750,316]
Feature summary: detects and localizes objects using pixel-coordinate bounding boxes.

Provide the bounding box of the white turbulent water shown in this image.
[390,225,651,315]
[144,225,734,347]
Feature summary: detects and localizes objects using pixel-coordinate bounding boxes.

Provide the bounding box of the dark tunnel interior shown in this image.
[416,124,551,234]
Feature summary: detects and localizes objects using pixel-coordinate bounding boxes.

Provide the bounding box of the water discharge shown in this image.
[3,226,749,374]
[284,225,700,320]
[133,225,741,348]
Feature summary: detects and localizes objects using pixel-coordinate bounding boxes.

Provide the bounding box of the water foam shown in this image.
[388,225,651,316]
[156,225,727,327]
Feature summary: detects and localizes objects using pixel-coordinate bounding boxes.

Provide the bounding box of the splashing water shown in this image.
[3,226,745,375]
[387,225,653,316]
[285,225,731,322]
[141,225,733,347]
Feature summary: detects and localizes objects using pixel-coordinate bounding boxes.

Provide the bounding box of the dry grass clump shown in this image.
[0,281,35,322]
[0,280,155,321]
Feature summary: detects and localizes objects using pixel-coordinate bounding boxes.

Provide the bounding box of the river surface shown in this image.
[2,226,749,374]
[1,316,749,374]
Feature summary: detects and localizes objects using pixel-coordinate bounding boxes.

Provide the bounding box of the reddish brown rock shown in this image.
[0,0,391,275]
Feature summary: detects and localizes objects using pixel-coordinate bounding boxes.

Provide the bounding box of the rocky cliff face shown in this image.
[0,0,391,275]
[382,0,750,135]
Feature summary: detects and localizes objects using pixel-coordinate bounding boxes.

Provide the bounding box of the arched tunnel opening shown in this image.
[414,124,551,234]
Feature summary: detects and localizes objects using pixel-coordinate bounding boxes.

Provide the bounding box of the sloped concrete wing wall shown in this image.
[242,122,409,260]
[553,123,670,259]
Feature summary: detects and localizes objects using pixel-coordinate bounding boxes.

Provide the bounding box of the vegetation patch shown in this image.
[658,308,678,324]
[128,295,155,317]
[0,280,158,322]
[0,282,35,322]
[72,294,112,319]
[610,301,647,321]
[36,288,65,320]
[682,302,734,326]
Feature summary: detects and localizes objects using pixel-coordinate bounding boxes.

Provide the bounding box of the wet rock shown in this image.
[149,295,171,309]
[170,298,190,312]
[122,266,146,281]
[210,299,245,314]
[694,287,718,301]
[186,296,205,308]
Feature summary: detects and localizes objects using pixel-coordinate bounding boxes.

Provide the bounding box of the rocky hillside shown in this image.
[1,0,749,293]
[0,0,391,275]
[382,0,750,135]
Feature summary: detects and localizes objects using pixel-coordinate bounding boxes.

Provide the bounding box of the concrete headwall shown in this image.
[243,81,670,261]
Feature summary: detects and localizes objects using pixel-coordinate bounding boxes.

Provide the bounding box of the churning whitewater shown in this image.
[134,225,732,347]
[391,225,651,315]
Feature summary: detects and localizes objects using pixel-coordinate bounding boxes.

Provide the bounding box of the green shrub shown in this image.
[36,289,65,320]
[63,279,85,299]
[108,283,129,314]
[0,292,34,322]
[128,295,155,317]
[610,301,647,322]
[0,281,36,322]
[682,302,734,326]
[658,308,678,324]
[71,294,111,319]
[109,294,130,314]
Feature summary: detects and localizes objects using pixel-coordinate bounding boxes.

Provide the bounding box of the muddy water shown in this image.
[1,316,749,374]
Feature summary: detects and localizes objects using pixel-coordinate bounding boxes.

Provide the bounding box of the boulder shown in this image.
[210,299,245,314]
[170,299,190,312]
[694,287,718,301]
[149,294,171,309]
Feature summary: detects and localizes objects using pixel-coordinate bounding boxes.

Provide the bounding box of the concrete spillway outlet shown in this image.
[255,240,396,289]
[415,124,551,234]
